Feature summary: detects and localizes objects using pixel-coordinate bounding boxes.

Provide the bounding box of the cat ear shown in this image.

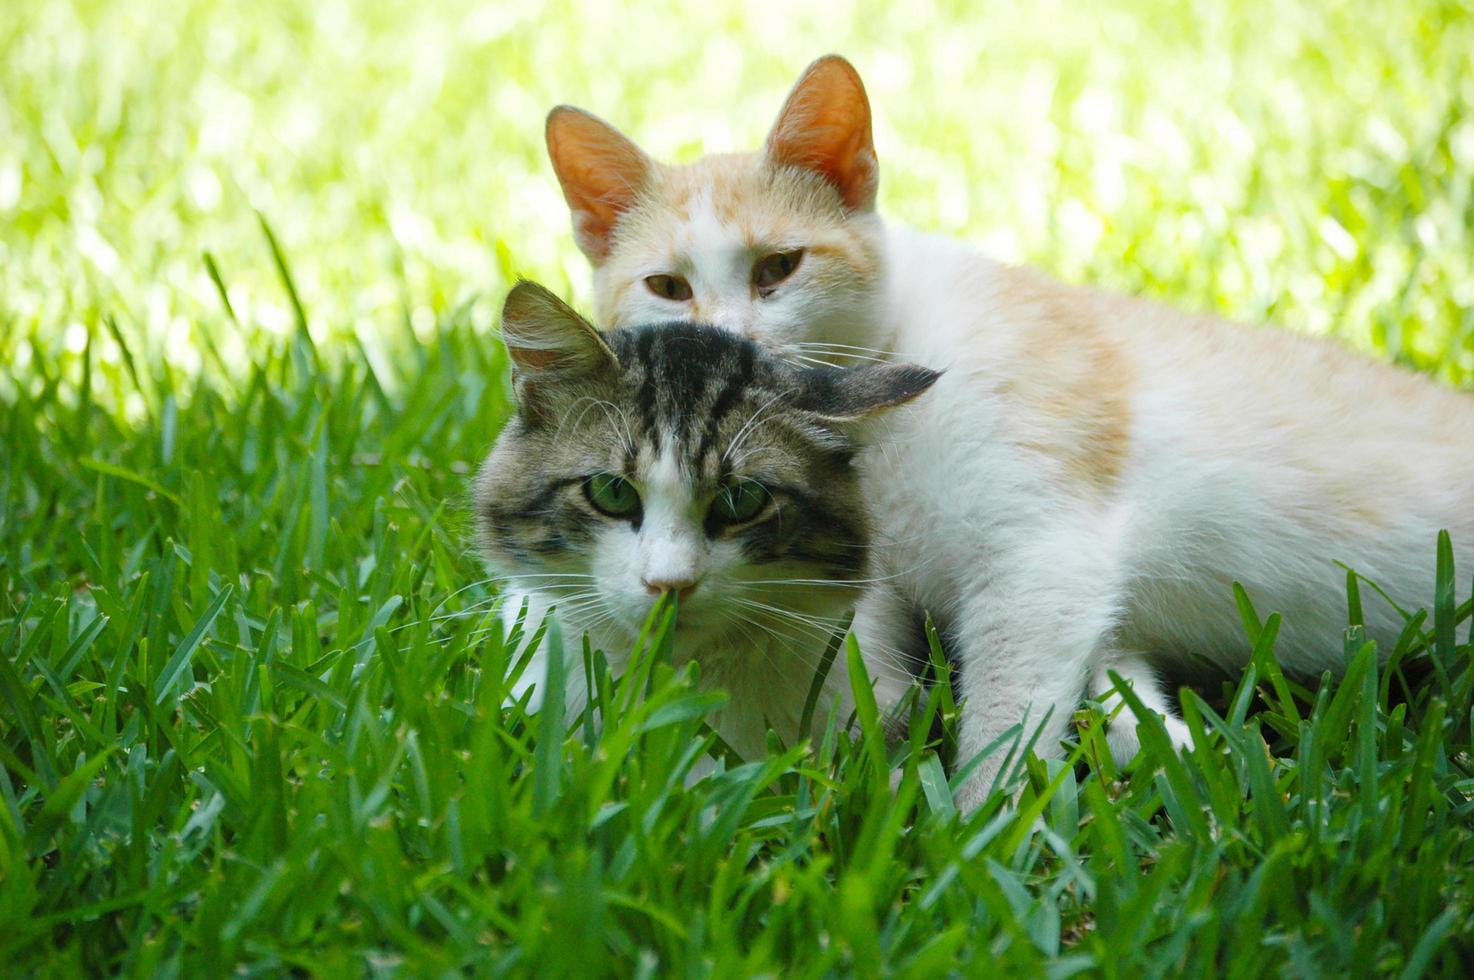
[500,281,617,386]
[546,106,653,262]
[796,362,941,422]
[764,55,878,212]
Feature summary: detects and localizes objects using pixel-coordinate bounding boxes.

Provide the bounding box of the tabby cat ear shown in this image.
[764,55,878,212]
[500,281,617,387]
[546,106,653,262]
[796,362,941,422]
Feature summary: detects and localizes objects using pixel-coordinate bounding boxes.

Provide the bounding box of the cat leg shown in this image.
[1090,653,1193,767]
[949,574,1119,812]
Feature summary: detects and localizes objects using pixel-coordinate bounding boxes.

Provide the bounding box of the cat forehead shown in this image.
[517,324,844,476]
[605,324,784,449]
[619,155,849,248]
[611,323,766,395]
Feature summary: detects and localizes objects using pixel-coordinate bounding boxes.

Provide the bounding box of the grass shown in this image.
[4,0,1474,974]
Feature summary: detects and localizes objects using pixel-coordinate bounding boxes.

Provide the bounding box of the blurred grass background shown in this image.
[4,0,1473,394]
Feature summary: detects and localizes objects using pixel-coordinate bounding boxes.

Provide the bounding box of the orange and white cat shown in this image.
[542,55,1474,807]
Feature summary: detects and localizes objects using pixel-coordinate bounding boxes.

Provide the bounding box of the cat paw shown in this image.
[1161,714,1195,754]
[951,773,994,814]
[1106,722,1141,769]
[1106,714,1195,767]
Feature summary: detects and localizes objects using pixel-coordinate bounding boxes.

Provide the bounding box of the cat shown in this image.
[542,55,1474,808]
[476,280,939,762]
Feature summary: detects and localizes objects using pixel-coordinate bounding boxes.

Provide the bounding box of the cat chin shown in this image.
[590,607,746,644]
[568,602,847,659]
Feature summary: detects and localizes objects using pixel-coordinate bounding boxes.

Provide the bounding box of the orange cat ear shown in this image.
[546,106,652,262]
[764,55,878,212]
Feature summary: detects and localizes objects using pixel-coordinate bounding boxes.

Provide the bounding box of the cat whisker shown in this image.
[786,353,842,370]
[724,595,935,673]
[412,621,516,652]
[721,605,923,685]
[736,555,937,589]
[718,608,821,674]
[723,389,791,465]
[552,396,635,458]
[795,341,901,358]
[725,596,845,631]
[423,574,595,613]
[416,575,505,619]
[505,572,599,579]
[399,580,604,636]
[742,568,866,583]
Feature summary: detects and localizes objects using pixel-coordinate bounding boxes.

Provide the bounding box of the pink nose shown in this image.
[643,577,700,602]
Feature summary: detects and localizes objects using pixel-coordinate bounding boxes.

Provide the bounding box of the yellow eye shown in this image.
[753,249,805,295]
[644,274,693,302]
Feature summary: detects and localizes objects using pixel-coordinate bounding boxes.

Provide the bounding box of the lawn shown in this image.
[3,0,1474,974]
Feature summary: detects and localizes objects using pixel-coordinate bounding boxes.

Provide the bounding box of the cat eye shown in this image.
[753,249,805,296]
[584,473,641,519]
[645,274,693,302]
[711,480,772,525]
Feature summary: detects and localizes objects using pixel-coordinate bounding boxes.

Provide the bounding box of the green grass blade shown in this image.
[152,585,233,706]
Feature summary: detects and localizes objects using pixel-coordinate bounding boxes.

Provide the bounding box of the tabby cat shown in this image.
[476,281,938,761]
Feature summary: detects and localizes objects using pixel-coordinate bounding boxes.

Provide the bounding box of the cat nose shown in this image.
[642,576,700,602]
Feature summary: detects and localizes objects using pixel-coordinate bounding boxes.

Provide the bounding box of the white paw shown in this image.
[1106,721,1141,768]
[1162,714,1195,754]
[952,770,996,813]
[1106,714,1194,767]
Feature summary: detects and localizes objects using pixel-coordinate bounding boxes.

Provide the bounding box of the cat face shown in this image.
[476,281,937,653]
[546,56,885,354]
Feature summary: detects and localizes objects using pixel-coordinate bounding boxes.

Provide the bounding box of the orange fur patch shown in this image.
[989,265,1134,495]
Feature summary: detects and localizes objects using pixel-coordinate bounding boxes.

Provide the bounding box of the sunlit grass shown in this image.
[3,0,1474,973]
[4,0,1473,385]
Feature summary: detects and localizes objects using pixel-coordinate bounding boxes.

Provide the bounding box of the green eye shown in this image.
[584,474,641,518]
[712,480,771,524]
